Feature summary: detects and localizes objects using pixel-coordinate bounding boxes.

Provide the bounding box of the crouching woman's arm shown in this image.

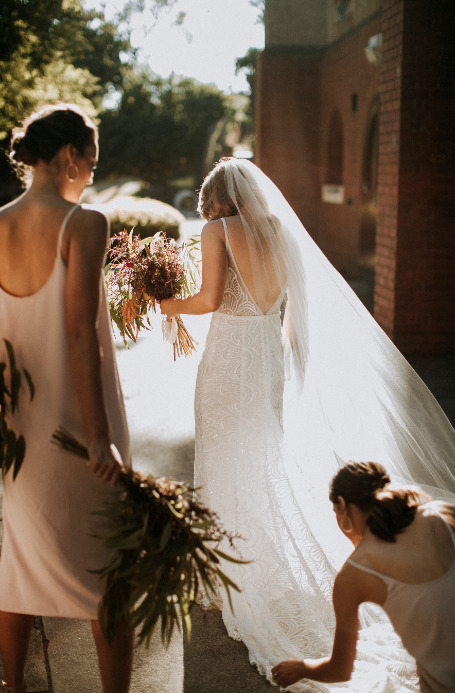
[271,567,364,687]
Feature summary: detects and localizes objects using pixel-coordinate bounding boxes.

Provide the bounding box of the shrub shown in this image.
[89,195,185,240]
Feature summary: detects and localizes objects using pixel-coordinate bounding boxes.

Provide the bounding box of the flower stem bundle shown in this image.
[105,230,200,358]
[51,427,246,647]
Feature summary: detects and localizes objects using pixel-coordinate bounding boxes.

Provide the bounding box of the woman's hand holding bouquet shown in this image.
[105,230,201,359]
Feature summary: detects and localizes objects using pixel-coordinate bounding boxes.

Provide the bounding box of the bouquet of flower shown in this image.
[51,427,246,647]
[1,339,34,480]
[105,230,201,359]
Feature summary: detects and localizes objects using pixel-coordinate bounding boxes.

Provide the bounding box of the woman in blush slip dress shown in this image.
[273,461,455,693]
[160,158,455,692]
[0,105,133,693]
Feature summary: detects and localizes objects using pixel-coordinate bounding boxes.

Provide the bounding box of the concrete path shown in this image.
[1,219,455,691]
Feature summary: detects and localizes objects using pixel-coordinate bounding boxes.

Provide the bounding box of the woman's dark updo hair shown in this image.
[10,103,97,179]
[329,461,430,542]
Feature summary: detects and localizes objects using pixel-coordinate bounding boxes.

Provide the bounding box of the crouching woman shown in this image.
[272,461,455,693]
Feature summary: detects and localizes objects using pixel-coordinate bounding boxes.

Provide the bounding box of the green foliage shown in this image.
[0,339,34,480]
[51,427,247,646]
[235,47,260,132]
[96,70,228,183]
[0,0,134,136]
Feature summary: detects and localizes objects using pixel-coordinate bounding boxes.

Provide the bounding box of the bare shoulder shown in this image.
[336,556,388,606]
[333,565,364,608]
[421,501,455,531]
[74,207,108,233]
[201,218,225,237]
[67,207,109,246]
[0,196,23,224]
[201,219,226,250]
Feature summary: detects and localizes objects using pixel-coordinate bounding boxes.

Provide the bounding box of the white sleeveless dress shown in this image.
[0,205,131,619]
[195,219,420,692]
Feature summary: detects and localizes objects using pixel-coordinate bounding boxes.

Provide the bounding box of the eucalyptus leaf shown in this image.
[13,435,26,480]
[22,368,35,401]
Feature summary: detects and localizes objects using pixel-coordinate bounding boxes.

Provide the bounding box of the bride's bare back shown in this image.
[223,214,285,314]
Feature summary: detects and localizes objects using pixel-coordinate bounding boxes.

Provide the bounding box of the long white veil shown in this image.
[223,158,455,502]
[217,158,455,691]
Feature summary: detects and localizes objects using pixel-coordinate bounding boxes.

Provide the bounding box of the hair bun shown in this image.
[10,130,39,166]
[9,103,97,182]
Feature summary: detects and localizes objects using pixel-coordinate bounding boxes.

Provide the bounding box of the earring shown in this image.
[340,516,353,533]
[66,163,79,182]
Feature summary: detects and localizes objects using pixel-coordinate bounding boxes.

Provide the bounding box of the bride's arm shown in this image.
[160,221,227,317]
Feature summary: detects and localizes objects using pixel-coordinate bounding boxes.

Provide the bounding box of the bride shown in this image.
[160,158,455,692]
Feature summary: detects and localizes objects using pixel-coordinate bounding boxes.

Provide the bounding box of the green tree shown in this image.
[97,70,228,184]
[0,0,133,136]
[235,47,260,137]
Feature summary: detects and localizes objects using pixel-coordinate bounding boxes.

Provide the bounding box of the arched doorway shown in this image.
[360,101,379,267]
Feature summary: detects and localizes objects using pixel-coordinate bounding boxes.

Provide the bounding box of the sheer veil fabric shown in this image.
[195,159,455,693]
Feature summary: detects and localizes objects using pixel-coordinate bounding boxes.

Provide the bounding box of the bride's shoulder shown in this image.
[201,218,225,241]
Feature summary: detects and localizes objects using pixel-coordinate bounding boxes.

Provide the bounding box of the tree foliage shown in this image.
[235,48,260,135]
[97,70,228,183]
[0,0,133,136]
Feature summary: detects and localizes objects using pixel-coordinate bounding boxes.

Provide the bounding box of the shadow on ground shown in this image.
[184,606,273,693]
[130,433,195,486]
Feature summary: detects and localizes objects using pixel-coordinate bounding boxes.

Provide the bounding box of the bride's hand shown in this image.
[159,297,178,319]
[271,660,307,688]
[88,438,123,488]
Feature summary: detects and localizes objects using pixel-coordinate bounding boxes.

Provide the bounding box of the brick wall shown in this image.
[255,15,382,271]
[375,0,455,351]
[256,0,455,353]
[318,14,382,272]
[255,49,323,237]
[374,0,403,335]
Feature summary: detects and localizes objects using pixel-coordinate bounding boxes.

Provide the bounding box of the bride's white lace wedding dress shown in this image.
[194,219,418,693]
[193,160,455,693]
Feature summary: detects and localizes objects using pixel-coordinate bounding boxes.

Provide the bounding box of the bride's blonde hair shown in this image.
[198,159,239,221]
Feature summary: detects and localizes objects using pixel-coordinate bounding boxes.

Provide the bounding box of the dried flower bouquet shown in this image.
[105,230,200,358]
[51,427,246,646]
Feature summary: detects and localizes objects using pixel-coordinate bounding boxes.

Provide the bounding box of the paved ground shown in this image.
[1,220,454,691]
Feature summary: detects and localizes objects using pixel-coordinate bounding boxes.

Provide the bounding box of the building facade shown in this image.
[255,0,455,353]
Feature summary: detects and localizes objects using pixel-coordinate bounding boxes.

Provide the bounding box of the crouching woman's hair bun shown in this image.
[329,461,431,542]
[9,103,97,181]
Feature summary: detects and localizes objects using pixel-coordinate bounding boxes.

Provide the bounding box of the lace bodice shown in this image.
[217,218,287,318]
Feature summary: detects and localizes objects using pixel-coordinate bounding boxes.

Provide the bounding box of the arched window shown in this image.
[326,110,344,185]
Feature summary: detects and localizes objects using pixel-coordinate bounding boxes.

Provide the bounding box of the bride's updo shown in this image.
[329,461,431,542]
[10,103,97,179]
[198,158,239,221]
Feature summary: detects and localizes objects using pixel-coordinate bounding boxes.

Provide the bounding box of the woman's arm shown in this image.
[64,208,121,487]
[271,564,386,687]
[160,221,227,317]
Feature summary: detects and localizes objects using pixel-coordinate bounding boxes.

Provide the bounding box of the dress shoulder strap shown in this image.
[221,217,229,246]
[345,558,394,582]
[57,204,79,258]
